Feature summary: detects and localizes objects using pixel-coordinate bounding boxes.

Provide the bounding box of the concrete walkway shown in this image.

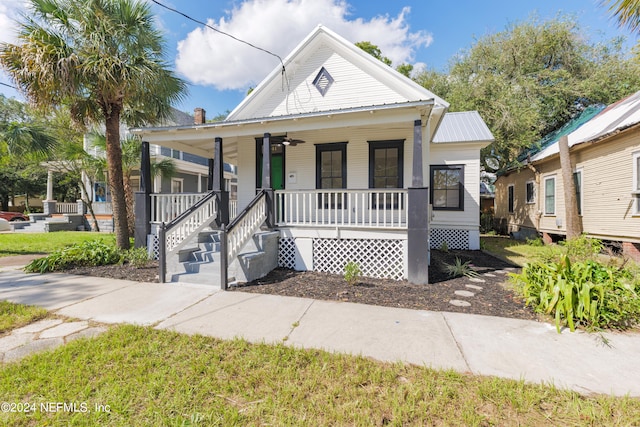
[1,264,639,397]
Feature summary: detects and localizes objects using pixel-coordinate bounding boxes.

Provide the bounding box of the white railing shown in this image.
[164,194,218,254]
[151,193,208,223]
[275,189,408,228]
[229,199,238,220]
[226,191,267,263]
[56,202,78,214]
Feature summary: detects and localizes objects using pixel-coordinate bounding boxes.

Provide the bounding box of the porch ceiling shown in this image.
[130,101,436,161]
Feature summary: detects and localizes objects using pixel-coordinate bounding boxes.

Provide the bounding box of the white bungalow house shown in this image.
[131,25,494,287]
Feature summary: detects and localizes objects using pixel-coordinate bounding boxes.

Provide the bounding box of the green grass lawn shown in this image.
[1,324,639,426]
[0,232,113,257]
[481,235,557,266]
[0,301,48,334]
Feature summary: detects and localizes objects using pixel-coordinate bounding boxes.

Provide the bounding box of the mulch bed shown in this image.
[60,249,538,321]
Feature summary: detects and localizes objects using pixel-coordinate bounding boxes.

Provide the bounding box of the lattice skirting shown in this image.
[278,237,297,269]
[429,228,469,250]
[279,237,405,280]
[148,234,160,260]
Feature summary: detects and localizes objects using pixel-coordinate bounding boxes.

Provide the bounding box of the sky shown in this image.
[0,0,637,119]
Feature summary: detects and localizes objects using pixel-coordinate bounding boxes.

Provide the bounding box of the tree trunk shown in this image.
[559,135,582,239]
[104,106,130,249]
[78,180,100,232]
[123,173,135,237]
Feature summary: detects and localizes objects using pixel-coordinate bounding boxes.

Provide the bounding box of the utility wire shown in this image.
[150,0,285,70]
[0,82,17,90]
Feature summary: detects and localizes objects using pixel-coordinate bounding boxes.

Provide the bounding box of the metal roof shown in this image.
[531,90,640,162]
[432,111,494,144]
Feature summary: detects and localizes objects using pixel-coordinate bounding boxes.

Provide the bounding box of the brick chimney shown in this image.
[194,107,206,125]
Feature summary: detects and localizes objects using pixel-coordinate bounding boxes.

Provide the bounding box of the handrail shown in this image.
[165,191,218,234]
[219,190,269,290]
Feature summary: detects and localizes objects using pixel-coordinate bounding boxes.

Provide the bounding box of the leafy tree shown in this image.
[356,41,392,66]
[0,0,186,249]
[414,16,640,169]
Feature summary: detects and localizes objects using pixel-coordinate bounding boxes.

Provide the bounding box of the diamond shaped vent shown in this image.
[312,67,334,96]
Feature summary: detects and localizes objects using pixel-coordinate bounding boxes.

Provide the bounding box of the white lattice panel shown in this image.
[147,234,160,260]
[430,228,469,250]
[279,237,297,269]
[313,238,405,280]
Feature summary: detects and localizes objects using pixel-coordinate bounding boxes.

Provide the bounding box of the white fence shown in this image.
[151,193,208,223]
[275,189,408,228]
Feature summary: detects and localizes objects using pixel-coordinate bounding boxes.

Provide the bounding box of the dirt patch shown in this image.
[59,249,536,321]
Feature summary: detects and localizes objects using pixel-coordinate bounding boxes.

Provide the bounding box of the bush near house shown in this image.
[510,236,640,332]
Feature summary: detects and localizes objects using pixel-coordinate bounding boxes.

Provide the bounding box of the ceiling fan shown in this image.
[281,136,306,146]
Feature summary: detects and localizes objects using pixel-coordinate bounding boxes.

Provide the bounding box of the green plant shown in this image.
[125,247,152,268]
[561,235,603,262]
[445,257,480,279]
[526,237,544,247]
[510,254,640,332]
[439,241,449,252]
[24,239,123,273]
[344,261,362,286]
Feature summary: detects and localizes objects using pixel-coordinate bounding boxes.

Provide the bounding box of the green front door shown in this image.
[256,138,285,190]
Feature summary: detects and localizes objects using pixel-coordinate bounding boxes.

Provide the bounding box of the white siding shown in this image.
[251,46,407,118]
[429,144,482,230]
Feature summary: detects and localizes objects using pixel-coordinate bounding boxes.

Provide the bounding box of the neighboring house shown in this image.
[38,108,237,232]
[132,25,494,286]
[494,91,640,261]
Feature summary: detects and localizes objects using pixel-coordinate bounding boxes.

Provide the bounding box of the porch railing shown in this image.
[56,202,78,214]
[275,189,408,228]
[151,193,208,223]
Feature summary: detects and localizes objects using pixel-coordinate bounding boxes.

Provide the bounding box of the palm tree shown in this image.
[0,0,186,249]
[89,133,176,236]
[605,0,640,33]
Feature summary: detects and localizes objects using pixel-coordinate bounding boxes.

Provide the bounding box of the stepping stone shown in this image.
[466,284,483,291]
[483,273,496,277]
[468,277,485,283]
[449,299,471,307]
[454,290,475,298]
[494,269,508,274]
[39,321,89,340]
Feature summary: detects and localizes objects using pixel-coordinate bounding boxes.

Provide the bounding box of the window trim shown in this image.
[573,169,583,216]
[367,140,404,189]
[430,164,464,211]
[525,180,536,204]
[633,151,640,215]
[507,184,515,214]
[543,175,556,216]
[171,178,184,194]
[315,142,347,189]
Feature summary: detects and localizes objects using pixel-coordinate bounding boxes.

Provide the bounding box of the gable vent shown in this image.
[312,67,334,97]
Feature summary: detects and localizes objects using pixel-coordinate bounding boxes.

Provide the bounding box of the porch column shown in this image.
[262,132,274,228]
[213,137,229,226]
[407,119,429,285]
[134,141,152,248]
[42,170,56,216]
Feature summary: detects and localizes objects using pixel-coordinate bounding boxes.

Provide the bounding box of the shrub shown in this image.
[445,257,480,279]
[561,235,603,262]
[510,254,640,332]
[25,240,123,273]
[439,241,449,252]
[344,261,362,286]
[125,247,152,268]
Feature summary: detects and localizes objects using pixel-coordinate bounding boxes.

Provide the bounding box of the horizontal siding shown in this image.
[430,145,482,228]
[254,46,407,118]
[509,130,640,241]
[495,168,538,232]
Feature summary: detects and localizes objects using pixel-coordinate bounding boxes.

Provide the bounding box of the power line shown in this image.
[150,0,285,69]
[0,81,17,90]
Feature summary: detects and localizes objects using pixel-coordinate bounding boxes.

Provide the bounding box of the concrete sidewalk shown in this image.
[1,265,639,397]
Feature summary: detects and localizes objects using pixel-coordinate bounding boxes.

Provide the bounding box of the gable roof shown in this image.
[226,25,448,122]
[530,90,640,162]
[432,111,494,144]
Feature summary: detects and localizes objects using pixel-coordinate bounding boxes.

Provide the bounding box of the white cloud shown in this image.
[0,1,28,45]
[175,0,432,90]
